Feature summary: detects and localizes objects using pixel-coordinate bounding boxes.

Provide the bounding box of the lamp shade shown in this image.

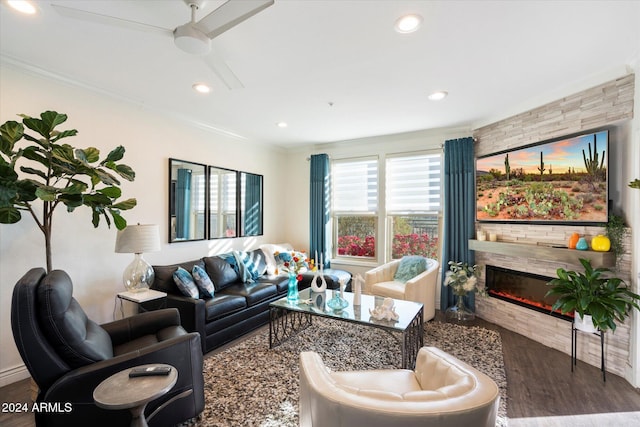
[115,224,161,254]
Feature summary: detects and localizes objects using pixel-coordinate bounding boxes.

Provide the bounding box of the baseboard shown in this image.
[0,364,30,388]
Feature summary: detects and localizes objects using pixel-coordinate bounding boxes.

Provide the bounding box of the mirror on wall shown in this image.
[209,166,238,239]
[168,160,264,242]
[169,159,207,242]
[240,172,263,236]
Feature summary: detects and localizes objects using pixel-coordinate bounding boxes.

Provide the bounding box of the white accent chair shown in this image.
[299,346,500,427]
[364,258,439,321]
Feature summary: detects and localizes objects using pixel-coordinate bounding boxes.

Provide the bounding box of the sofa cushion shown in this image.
[173,267,200,298]
[255,275,289,293]
[192,264,215,298]
[220,282,278,306]
[152,259,205,295]
[204,294,247,321]
[204,256,240,290]
[393,256,427,282]
[37,270,114,368]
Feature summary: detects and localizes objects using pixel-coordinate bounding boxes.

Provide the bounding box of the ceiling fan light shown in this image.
[174,24,211,55]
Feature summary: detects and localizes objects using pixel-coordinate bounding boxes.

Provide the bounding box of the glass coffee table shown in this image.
[269,288,424,369]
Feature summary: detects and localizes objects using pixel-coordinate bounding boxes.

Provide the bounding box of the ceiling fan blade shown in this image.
[204,55,245,90]
[51,4,173,37]
[196,0,274,39]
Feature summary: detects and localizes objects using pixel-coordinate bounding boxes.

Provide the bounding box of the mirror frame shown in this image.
[208,165,238,239]
[168,159,264,242]
[240,172,264,237]
[169,158,208,243]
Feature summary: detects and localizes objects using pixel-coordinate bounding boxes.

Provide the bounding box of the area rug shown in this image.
[185,319,508,426]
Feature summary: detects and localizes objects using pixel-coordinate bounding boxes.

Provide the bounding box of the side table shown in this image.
[93,364,177,427]
[116,289,167,318]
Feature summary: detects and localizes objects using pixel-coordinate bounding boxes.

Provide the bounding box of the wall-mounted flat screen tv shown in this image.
[476,129,608,224]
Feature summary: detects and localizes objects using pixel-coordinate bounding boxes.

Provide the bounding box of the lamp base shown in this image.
[123,253,155,292]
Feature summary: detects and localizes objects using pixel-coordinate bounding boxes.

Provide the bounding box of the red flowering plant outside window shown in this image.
[337,235,376,257]
[392,233,439,260]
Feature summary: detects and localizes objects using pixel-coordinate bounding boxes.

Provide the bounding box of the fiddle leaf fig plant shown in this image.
[545,258,640,332]
[0,111,137,272]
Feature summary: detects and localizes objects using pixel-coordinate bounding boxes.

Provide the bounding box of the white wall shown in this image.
[0,65,288,386]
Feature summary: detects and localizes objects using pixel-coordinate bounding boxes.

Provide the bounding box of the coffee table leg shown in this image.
[402,307,424,369]
[270,307,312,348]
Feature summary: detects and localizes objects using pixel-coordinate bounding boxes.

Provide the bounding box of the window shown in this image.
[386,153,441,260]
[331,152,442,262]
[332,157,378,259]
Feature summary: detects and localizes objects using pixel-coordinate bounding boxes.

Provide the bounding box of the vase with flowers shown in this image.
[275,251,315,303]
[444,260,482,321]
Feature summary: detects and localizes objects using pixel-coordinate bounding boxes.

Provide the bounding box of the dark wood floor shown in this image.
[2,315,639,426]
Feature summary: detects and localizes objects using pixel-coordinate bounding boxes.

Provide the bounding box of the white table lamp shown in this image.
[115,224,161,292]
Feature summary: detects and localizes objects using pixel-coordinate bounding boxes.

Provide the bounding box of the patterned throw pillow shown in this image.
[237,251,261,281]
[192,265,215,298]
[172,267,199,298]
[394,256,427,283]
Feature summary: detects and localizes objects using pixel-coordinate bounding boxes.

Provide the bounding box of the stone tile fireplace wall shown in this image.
[472,75,635,378]
[473,223,632,378]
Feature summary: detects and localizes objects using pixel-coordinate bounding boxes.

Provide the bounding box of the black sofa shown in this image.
[151,247,351,354]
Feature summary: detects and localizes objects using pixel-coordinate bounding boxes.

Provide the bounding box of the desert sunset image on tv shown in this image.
[476,130,608,223]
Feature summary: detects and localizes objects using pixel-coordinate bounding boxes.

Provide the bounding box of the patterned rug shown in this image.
[184,318,508,426]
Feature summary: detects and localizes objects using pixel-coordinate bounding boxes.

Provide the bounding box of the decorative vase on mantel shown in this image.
[287,273,300,303]
[446,292,475,322]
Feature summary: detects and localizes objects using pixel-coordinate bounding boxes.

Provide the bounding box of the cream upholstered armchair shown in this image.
[299,347,499,427]
[364,257,439,321]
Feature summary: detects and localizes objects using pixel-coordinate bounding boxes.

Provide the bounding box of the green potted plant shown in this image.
[545,258,640,332]
[605,213,628,270]
[0,111,137,272]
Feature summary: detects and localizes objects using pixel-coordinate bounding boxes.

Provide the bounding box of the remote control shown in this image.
[128,366,172,377]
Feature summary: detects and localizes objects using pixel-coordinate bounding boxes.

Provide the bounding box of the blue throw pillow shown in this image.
[173,267,199,298]
[192,265,215,298]
[394,256,427,283]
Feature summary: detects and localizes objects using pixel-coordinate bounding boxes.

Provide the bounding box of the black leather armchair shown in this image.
[11,268,205,427]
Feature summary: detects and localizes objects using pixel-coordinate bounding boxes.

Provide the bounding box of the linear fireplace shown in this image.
[485,265,572,321]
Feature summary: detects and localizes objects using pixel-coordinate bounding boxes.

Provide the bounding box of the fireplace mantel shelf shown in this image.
[469,239,615,267]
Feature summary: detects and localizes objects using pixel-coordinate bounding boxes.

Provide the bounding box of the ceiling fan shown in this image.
[51,0,275,89]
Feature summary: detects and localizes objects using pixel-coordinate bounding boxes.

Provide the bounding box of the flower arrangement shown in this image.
[275,251,315,281]
[443,261,483,296]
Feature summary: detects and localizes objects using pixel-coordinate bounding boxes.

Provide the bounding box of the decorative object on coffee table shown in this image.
[327,277,349,310]
[275,250,314,304]
[352,274,364,306]
[444,260,482,322]
[310,251,328,292]
[369,297,399,321]
[287,272,300,303]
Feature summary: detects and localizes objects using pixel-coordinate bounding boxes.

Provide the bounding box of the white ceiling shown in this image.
[1,1,639,148]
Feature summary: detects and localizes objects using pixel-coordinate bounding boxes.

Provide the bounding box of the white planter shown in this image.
[574,313,598,333]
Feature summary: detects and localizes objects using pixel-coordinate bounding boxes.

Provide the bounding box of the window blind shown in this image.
[333,158,378,212]
[386,153,441,213]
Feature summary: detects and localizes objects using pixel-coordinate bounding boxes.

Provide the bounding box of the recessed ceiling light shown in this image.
[276,122,288,128]
[394,14,422,33]
[428,91,448,101]
[6,0,37,14]
[192,83,211,94]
